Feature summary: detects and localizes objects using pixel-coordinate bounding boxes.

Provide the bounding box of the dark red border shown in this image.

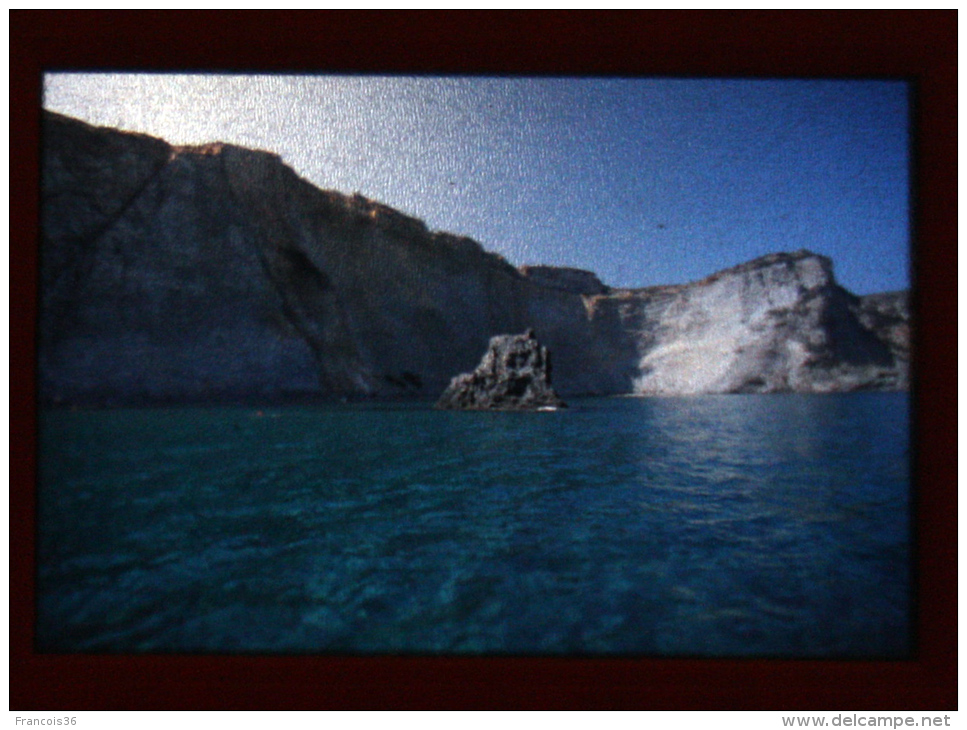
[10,11,956,710]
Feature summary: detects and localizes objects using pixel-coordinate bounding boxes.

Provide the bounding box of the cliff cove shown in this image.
[40,111,908,408]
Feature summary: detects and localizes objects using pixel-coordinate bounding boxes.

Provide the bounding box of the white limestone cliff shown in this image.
[605,252,903,395]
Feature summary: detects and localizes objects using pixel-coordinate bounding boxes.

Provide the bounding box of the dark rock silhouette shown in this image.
[519,265,609,295]
[436,329,566,410]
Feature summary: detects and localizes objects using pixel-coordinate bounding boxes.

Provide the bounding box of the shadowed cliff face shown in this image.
[39,112,908,405]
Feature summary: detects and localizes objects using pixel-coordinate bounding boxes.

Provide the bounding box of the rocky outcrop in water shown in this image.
[39,111,910,405]
[436,329,566,410]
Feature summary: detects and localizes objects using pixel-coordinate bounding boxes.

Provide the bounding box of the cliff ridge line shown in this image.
[39,111,909,405]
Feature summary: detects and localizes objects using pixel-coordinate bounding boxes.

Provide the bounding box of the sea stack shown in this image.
[435,329,567,411]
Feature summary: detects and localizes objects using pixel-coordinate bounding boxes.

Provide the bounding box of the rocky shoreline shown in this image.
[39,111,909,406]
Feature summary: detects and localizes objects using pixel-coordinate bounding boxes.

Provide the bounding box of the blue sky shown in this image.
[43,74,910,294]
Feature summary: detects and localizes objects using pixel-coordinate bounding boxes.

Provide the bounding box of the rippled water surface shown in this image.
[38,393,911,656]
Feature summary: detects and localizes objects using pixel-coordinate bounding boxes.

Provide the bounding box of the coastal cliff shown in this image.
[591,251,908,395]
[39,112,909,405]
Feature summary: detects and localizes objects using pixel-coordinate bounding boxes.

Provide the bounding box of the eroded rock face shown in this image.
[855,291,910,388]
[435,330,567,410]
[594,251,908,395]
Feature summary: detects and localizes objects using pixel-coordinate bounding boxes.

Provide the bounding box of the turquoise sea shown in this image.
[37,393,911,657]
